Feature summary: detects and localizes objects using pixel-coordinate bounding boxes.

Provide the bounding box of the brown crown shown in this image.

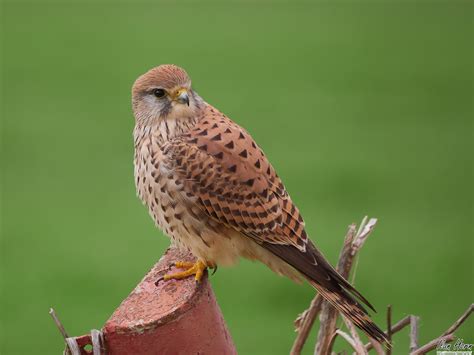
[132,64,191,96]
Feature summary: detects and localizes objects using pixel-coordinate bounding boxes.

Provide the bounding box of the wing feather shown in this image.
[162,107,307,250]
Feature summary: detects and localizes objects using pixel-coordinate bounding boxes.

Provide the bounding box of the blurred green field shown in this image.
[1,1,473,354]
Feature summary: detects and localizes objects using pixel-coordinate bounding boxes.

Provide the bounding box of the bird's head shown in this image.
[132,64,200,124]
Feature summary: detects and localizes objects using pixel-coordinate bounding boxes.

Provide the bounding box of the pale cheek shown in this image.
[168,103,195,119]
[140,97,166,116]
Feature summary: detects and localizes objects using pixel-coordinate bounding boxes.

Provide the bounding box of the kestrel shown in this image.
[132,64,389,345]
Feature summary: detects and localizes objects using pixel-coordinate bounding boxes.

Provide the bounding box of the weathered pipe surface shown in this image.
[103,247,236,355]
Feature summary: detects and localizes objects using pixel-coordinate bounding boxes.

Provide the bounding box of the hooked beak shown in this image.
[175,88,190,106]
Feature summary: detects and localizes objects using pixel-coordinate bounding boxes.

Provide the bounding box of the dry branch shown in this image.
[315,218,377,355]
[369,337,385,355]
[410,304,473,355]
[409,315,419,352]
[386,305,392,355]
[411,334,455,355]
[291,295,323,355]
[49,308,70,341]
[335,329,359,352]
[364,315,411,351]
[49,308,79,355]
[290,216,473,355]
[314,224,357,355]
[341,315,368,354]
[291,217,378,355]
[441,303,473,337]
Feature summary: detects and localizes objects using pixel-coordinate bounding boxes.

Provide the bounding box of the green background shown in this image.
[2,1,472,354]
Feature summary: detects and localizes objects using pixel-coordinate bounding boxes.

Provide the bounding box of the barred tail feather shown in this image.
[308,279,390,348]
[261,241,390,348]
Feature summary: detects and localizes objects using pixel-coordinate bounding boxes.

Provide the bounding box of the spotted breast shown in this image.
[133,104,306,276]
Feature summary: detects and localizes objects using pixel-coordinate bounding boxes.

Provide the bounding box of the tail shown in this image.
[262,241,390,347]
[308,279,389,346]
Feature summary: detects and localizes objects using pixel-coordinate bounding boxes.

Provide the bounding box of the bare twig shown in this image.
[351,218,377,253]
[314,224,357,355]
[315,301,342,355]
[290,216,472,355]
[411,304,473,355]
[290,217,472,355]
[335,329,359,352]
[49,308,81,355]
[314,217,380,355]
[411,334,455,355]
[369,337,385,355]
[327,330,339,354]
[49,308,70,341]
[365,315,412,351]
[342,316,368,354]
[291,222,362,355]
[350,217,378,284]
[355,216,368,241]
[386,305,392,355]
[365,304,473,354]
[291,217,380,355]
[349,217,377,286]
[338,224,358,278]
[441,303,473,337]
[390,316,412,333]
[409,315,419,352]
[290,295,323,355]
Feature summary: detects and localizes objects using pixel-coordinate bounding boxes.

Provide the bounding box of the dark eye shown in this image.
[152,89,166,98]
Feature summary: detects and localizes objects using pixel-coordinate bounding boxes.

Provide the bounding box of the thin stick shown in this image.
[291,217,379,354]
[411,334,455,355]
[314,218,379,355]
[314,224,357,355]
[409,315,419,352]
[365,316,412,351]
[49,308,82,355]
[338,224,358,280]
[327,330,339,354]
[411,304,473,355]
[335,329,359,352]
[369,337,385,355]
[342,316,368,354]
[355,216,368,243]
[351,218,377,253]
[290,217,472,354]
[386,305,392,355]
[290,295,323,355]
[349,218,377,284]
[315,301,341,355]
[441,303,473,336]
[49,308,69,341]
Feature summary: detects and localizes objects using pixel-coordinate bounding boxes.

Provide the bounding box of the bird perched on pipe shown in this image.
[132,64,390,347]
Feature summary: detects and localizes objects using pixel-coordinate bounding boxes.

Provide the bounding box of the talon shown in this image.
[154,264,176,286]
[162,260,207,282]
[211,265,218,275]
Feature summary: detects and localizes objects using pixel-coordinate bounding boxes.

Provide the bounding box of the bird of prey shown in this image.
[132,64,389,346]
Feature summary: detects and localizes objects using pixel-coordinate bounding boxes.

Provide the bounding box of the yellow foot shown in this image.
[163,260,207,282]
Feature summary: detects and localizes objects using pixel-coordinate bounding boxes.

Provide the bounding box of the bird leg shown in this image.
[163,259,207,282]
